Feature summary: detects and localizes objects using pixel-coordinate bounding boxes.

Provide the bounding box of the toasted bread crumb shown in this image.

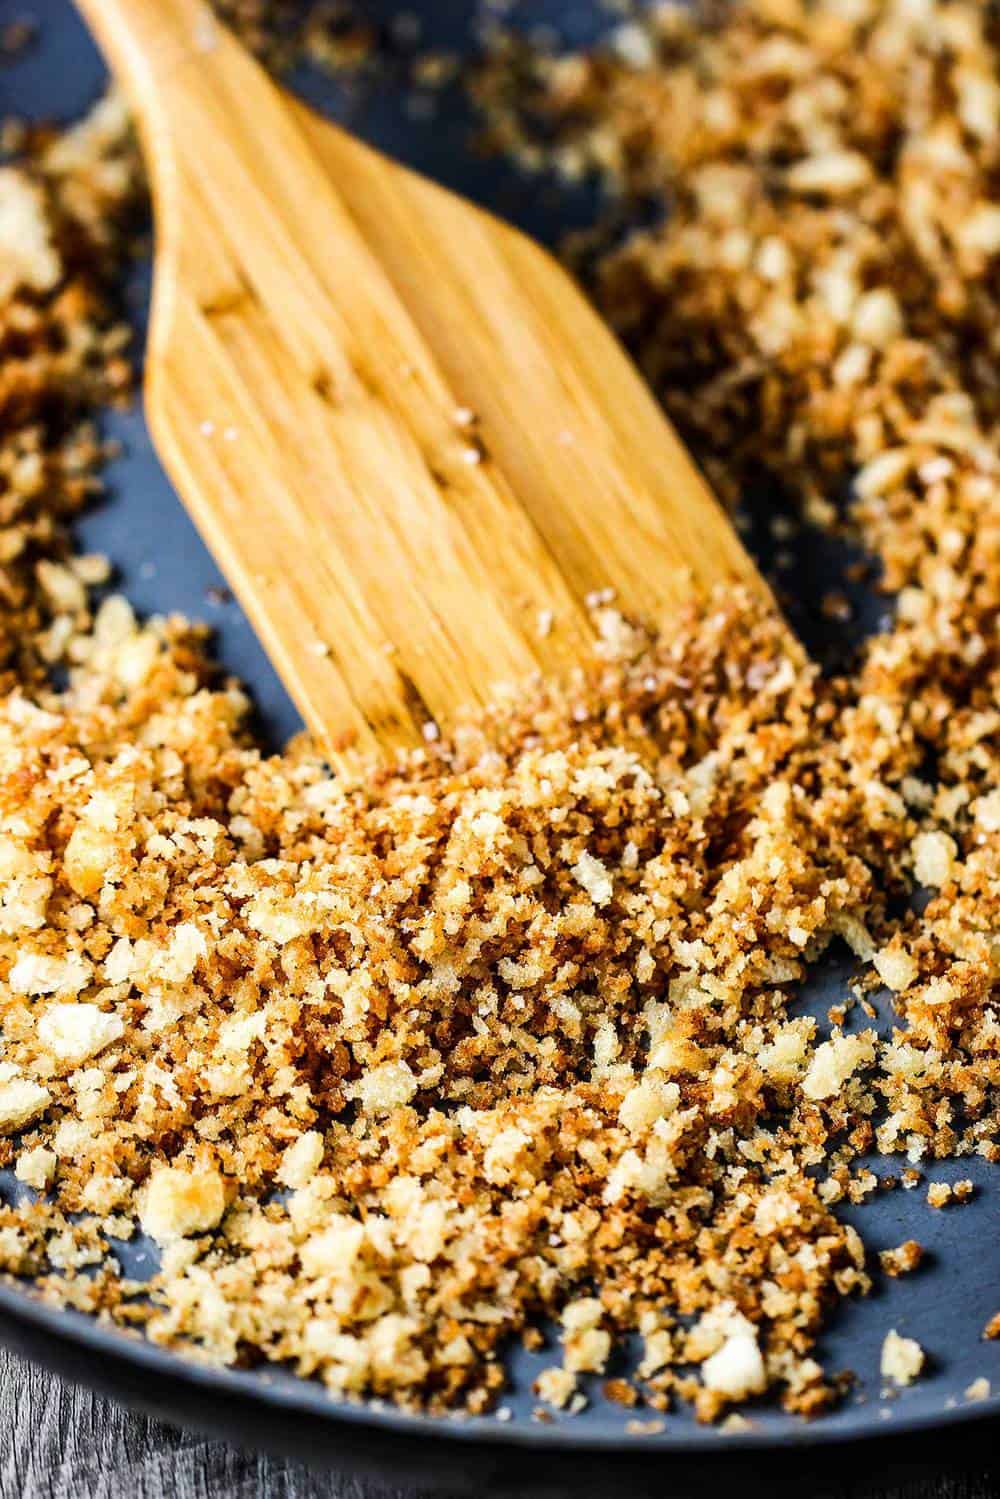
[881,1331,925,1387]
[0,0,996,1424]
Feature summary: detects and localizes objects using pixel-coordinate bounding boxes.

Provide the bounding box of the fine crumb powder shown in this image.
[0,0,996,1425]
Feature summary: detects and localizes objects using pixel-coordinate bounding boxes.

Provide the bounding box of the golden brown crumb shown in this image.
[603,1377,639,1408]
[927,1181,974,1209]
[879,1241,924,1279]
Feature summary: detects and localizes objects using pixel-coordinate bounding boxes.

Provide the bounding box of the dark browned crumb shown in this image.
[604,1378,639,1407]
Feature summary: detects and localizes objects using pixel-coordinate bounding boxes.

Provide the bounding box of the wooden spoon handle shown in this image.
[75,0,220,105]
[73,0,215,79]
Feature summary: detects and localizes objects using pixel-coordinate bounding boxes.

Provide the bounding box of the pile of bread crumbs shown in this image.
[0,0,995,1423]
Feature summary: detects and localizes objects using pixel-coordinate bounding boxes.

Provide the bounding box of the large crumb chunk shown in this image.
[571,850,613,907]
[911,832,957,889]
[535,1367,578,1409]
[802,1033,876,1102]
[880,1330,925,1387]
[0,167,61,300]
[355,1060,418,1115]
[701,1314,767,1401]
[9,953,91,997]
[140,1165,227,1244]
[0,1077,51,1134]
[873,946,917,994]
[37,1003,123,1065]
[277,1130,324,1189]
[15,1146,57,1190]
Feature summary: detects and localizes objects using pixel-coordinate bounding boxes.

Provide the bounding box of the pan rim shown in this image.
[1,1276,998,1456]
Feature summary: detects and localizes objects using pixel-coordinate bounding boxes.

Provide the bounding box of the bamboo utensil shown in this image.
[75,0,773,758]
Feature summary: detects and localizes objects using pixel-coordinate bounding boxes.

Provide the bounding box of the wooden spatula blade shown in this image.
[76,0,772,757]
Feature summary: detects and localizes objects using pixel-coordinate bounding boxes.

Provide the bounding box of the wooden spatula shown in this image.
[75,0,771,759]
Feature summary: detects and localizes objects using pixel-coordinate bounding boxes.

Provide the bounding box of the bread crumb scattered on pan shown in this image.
[0,0,995,1422]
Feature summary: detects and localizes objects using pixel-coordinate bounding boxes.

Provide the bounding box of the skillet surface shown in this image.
[0,0,998,1480]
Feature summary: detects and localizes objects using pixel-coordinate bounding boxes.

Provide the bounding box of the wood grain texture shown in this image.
[0,1352,409,1499]
[74,0,770,759]
[1,1351,999,1499]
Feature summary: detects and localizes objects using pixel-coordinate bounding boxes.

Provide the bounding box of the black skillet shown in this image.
[0,3,997,1491]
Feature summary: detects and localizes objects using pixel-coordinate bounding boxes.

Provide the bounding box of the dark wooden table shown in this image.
[0,1349,394,1499]
[1,1348,997,1499]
